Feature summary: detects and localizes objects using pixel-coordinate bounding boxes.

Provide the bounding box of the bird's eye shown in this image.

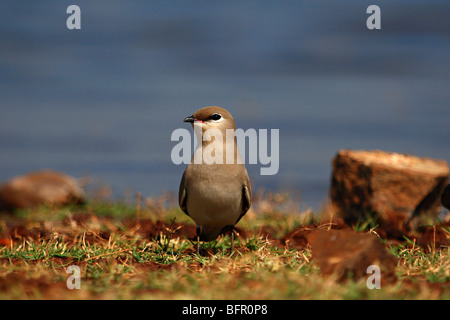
[210,113,222,121]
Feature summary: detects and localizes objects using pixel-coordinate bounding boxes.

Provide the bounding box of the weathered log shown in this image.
[330,150,449,229]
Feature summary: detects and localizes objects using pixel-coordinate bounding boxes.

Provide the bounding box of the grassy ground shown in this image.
[0,193,449,300]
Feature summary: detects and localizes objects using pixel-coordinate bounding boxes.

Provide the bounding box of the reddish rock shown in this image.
[0,170,85,211]
[442,184,450,210]
[279,227,312,250]
[330,150,449,230]
[307,229,397,283]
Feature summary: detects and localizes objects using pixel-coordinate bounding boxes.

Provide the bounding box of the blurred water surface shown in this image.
[1,1,449,210]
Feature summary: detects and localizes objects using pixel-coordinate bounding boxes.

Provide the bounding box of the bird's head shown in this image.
[184,106,236,132]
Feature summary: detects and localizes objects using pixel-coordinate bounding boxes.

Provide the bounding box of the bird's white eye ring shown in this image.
[210,113,222,121]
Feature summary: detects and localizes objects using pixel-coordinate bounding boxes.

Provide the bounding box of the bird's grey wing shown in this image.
[178,170,189,217]
[235,174,252,225]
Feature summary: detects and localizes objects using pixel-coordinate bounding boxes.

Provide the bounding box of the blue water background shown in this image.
[1,1,449,210]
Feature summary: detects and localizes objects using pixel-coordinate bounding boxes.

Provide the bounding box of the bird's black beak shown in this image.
[183,116,196,123]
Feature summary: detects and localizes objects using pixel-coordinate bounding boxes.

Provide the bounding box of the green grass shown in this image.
[0,199,449,300]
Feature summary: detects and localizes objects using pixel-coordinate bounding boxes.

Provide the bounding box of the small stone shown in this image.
[307,229,397,283]
[0,170,85,211]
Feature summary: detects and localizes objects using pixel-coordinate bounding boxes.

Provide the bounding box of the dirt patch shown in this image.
[1,221,51,242]
[134,260,178,272]
[123,218,196,239]
[0,271,70,299]
[249,225,277,240]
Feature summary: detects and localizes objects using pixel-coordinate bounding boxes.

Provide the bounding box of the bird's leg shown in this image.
[230,226,235,254]
[197,235,200,254]
[196,225,201,254]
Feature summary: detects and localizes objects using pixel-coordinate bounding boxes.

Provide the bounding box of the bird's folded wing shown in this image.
[178,170,189,216]
[235,176,252,225]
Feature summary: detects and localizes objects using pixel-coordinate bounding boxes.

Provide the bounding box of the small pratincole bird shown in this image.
[178,106,252,253]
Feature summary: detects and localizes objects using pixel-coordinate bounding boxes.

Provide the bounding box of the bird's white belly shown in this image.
[186,180,242,239]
